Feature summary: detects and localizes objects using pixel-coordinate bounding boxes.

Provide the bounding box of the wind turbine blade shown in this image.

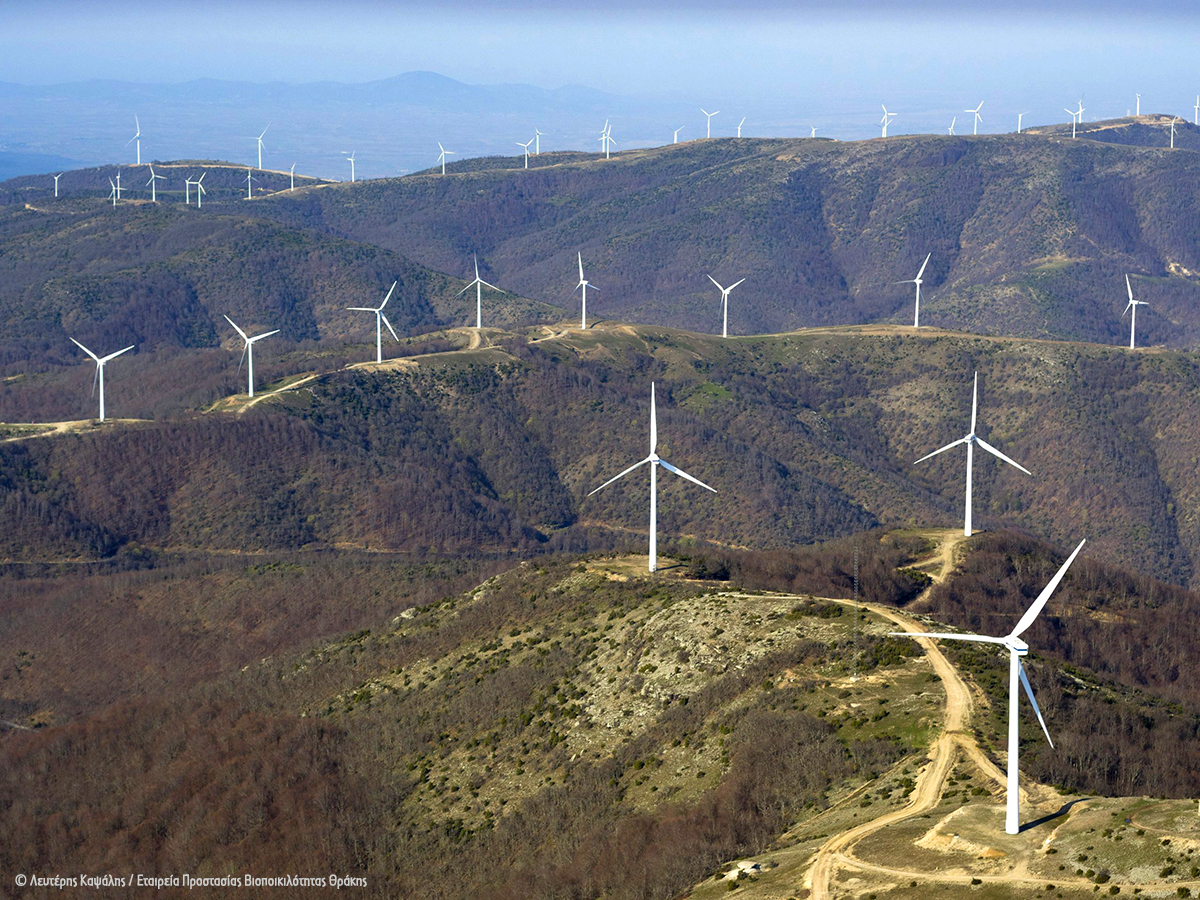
[917,251,931,279]
[578,251,584,282]
[100,344,135,363]
[1121,301,1133,319]
[474,254,480,280]
[887,631,1007,644]
[587,457,651,496]
[1008,539,1087,639]
[347,308,376,312]
[380,280,398,310]
[480,280,503,292]
[238,343,247,374]
[381,313,400,342]
[249,329,280,342]
[70,337,100,362]
[975,437,1032,475]
[1019,661,1054,747]
[707,274,724,291]
[223,315,248,341]
[914,436,968,464]
[1126,274,1134,303]
[91,363,99,396]
[650,383,657,454]
[658,459,717,493]
[728,278,746,291]
[971,371,978,434]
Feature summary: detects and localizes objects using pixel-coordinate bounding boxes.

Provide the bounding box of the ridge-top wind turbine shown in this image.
[289,162,296,192]
[1065,101,1084,138]
[534,128,544,155]
[256,124,269,169]
[1194,95,1199,126]
[1136,93,1141,116]
[457,255,503,329]
[598,121,615,159]
[224,315,279,398]
[436,142,454,175]
[707,274,745,338]
[1122,274,1148,349]
[895,252,932,328]
[948,116,956,135]
[53,173,62,198]
[880,104,897,137]
[1017,112,1027,134]
[517,137,534,169]
[915,372,1031,536]
[736,116,746,138]
[146,165,165,202]
[587,382,716,573]
[891,538,1087,835]
[701,108,719,138]
[575,252,597,329]
[1170,116,1181,149]
[107,177,117,207]
[127,115,142,165]
[195,171,206,207]
[966,101,984,135]
[245,168,256,199]
[673,126,685,144]
[346,150,356,182]
[348,281,400,363]
[70,338,134,422]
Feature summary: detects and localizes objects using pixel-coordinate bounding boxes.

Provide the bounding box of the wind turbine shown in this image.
[256,124,269,169]
[1194,95,1199,126]
[598,121,615,159]
[1170,116,1180,149]
[457,255,503,329]
[115,171,122,199]
[195,171,206,208]
[880,104,897,137]
[534,128,544,155]
[914,371,1031,537]
[107,177,117,207]
[1122,274,1149,349]
[895,252,932,328]
[701,108,719,138]
[289,162,296,192]
[1136,93,1141,116]
[347,281,400,363]
[53,173,62,198]
[127,115,142,165]
[146,165,165,202]
[891,538,1087,835]
[70,338,134,422]
[346,150,356,182]
[810,125,816,138]
[245,168,256,199]
[436,142,454,175]
[673,126,685,144]
[948,116,956,136]
[736,116,746,138]
[707,275,745,338]
[575,252,597,329]
[587,382,716,573]
[1064,101,1084,138]
[1017,112,1027,134]
[224,315,279,398]
[517,137,534,169]
[966,101,984,135]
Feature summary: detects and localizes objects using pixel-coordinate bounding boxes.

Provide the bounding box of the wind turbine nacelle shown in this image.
[649,453,661,463]
[1006,638,1030,656]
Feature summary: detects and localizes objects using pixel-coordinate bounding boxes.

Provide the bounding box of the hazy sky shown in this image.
[5,0,1200,113]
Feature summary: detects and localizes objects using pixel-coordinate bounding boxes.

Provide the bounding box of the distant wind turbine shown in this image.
[673,126,685,144]
[598,121,615,159]
[701,108,719,138]
[457,255,503,329]
[436,142,454,175]
[1170,116,1181,149]
[70,338,134,422]
[736,116,746,138]
[289,162,296,192]
[146,165,165,202]
[347,281,400,363]
[810,125,816,138]
[1064,101,1084,138]
[224,315,279,398]
[53,173,62,198]
[895,252,932,328]
[915,371,1030,536]
[107,177,117,207]
[517,137,534,169]
[891,538,1087,835]
[575,252,597,329]
[948,116,956,136]
[965,101,984,135]
[127,115,142,165]
[707,275,745,338]
[245,168,255,199]
[1122,274,1148,349]
[1017,112,1027,134]
[534,128,544,155]
[1194,95,1199,126]
[587,382,716,573]
[880,104,897,137]
[346,150,356,182]
[256,124,269,169]
[1136,93,1141,116]
[195,171,206,208]
[115,171,122,200]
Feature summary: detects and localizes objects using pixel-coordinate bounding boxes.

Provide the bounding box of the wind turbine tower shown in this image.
[437,142,454,175]
[966,101,984,135]
[70,338,134,422]
[146,165,165,202]
[256,124,269,169]
[517,137,534,168]
[895,253,932,328]
[587,383,717,573]
[224,315,279,398]
[127,115,142,165]
[1122,274,1149,349]
[347,281,400,363]
[575,252,598,329]
[701,108,719,138]
[53,173,62,198]
[707,274,746,338]
[457,255,503,329]
[880,105,897,137]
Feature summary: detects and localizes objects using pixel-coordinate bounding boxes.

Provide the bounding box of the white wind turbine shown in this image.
[575,252,597,329]
[70,338,134,422]
[1017,112,1027,134]
[966,101,984,135]
[598,121,615,159]
[517,137,534,169]
[736,116,746,137]
[915,371,1030,537]
[810,125,817,138]
[1170,116,1181,149]
[195,171,206,208]
[1194,95,1199,126]
[588,382,716,573]
[107,177,117,207]
[185,173,196,205]
[256,124,269,169]
[534,128,544,155]
[707,274,745,338]
[457,255,503,329]
[701,108,719,138]
[1064,101,1084,138]
[115,170,122,199]
[346,150,356,182]
[880,104,897,137]
[436,142,454,175]
[1122,274,1148,349]
[347,281,400,363]
[146,165,165,202]
[289,162,296,192]
[948,116,956,135]
[127,115,142,165]
[895,252,932,328]
[53,173,62,198]
[891,538,1087,835]
[673,126,685,144]
[224,315,279,398]
[245,167,256,199]
[1136,93,1141,116]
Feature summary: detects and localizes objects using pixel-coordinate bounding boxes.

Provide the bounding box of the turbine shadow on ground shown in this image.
[1018,797,1092,833]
